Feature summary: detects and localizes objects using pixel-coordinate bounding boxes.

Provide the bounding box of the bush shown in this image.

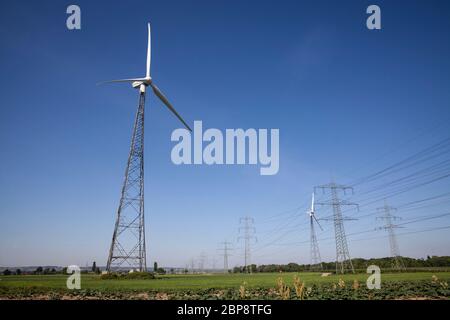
[100,272,155,280]
[126,272,155,280]
[156,268,166,275]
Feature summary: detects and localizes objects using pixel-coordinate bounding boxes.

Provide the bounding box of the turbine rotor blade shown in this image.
[313,215,323,231]
[150,82,192,131]
[311,192,315,212]
[146,23,151,78]
[97,78,147,86]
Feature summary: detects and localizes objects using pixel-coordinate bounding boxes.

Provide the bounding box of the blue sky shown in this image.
[0,0,449,268]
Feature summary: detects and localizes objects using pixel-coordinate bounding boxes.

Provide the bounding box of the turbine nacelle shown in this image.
[132,77,152,89]
[132,81,143,88]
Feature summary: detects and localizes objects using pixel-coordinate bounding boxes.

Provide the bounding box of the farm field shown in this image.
[1,272,449,300]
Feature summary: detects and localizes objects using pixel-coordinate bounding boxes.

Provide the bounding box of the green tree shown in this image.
[92,261,97,273]
[3,269,11,276]
[156,267,166,274]
[154,261,158,272]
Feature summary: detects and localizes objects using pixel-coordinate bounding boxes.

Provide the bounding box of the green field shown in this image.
[1,272,449,290]
[1,272,449,299]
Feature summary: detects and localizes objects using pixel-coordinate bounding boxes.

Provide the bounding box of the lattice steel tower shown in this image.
[107,92,147,272]
[315,182,358,274]
[238,217,257,273]
[103,23,191,272]
[377,200,405,271]
[218,241,233,273]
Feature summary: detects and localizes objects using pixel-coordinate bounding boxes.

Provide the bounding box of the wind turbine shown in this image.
[308,192,323,270]
[100,23,191,131]
[101,23,191,272]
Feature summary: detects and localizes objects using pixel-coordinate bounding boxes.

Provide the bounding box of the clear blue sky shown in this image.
[1,0,449,268]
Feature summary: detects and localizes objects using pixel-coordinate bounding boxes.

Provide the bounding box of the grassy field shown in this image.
[1,272,449,299]
[1,272,449,290]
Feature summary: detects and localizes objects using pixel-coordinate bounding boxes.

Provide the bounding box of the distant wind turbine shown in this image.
[308,192,323,270]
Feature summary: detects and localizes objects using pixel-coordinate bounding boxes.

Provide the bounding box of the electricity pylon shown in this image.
[106,93,146,272]
[238,216,257,273]
[211,257,217,270]
[189,258,196,274]
[315,182,359,274]
[377,200,405,271]
[218,241,233,273]
[198,252,207,273]
[308,193,323,270]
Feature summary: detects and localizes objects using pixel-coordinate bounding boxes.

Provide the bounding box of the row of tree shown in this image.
[232,256,450,273]
[2,266,59,276]
[1,261,103,276]
[3,261,166,276]
[3,256,449,276]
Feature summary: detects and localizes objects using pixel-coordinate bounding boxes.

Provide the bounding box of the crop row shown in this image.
[0,278,448,300]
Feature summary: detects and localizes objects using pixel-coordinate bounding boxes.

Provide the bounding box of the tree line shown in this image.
[232,256,450,273]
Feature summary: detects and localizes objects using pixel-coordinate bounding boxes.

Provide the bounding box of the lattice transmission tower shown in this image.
[198,252,207,273]
[315,182,359,274]
[218,241,233,273]
[377,200,405,271]
[238,216,257,273]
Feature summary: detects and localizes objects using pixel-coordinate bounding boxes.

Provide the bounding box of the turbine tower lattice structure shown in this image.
[107,93,146,272]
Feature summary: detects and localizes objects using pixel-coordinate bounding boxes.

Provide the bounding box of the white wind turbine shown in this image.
[308,192,323,270]
[100,23,191,272]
